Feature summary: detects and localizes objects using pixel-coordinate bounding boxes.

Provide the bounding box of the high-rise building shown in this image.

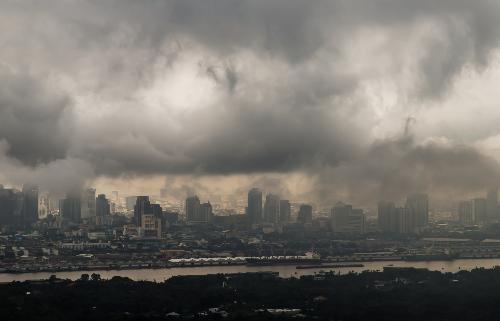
[458,201,473,225]
[472,198,487,223]
[60,196,82,224]
[264,194,280,223]
[378,200,416,234]
[141,213,162,238]
[96,194,110,218]
[247,188,263,224]
[279,200,291,223]
[377,201,395,232]
[331,202,365,234]
[0,185,23,227]
[21,184,38,227]
[487,188,498,221]
[200,202,213,223]
[134,196,152,226]
[406,193,429,230]
[395,207,413,234]
[185,195,201,222]
[81,188,96,220]
[297,204,313,224]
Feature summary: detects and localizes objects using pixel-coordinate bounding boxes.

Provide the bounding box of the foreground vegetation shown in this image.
[4,267,500,320]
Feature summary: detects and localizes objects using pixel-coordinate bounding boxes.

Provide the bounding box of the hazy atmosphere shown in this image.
[2,0,500,206]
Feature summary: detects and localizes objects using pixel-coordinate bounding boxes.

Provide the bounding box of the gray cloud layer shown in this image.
[1,0,500,201]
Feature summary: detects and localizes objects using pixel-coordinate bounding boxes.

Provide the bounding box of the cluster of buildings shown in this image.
[377,194,429,234]
[5,180,500,239]
[0,185,39,229]
[246,188,365,234]
[458,189,499,225]
[58,189,112,226]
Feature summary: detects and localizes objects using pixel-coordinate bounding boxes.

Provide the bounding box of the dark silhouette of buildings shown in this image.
[264,194,280,223]
[59,196,82,224]
[297,204,313,224]
[331,202,365,234]
[96,194,110,225]
[247,188,262,224]
[0,185,23,227]
[406,193,429,230]
[279,200,291,223]
[134,196,152,226]
[185,195,212,223]
[21,184,38,228]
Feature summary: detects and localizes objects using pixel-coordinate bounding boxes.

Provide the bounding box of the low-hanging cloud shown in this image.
[1,0,500,202]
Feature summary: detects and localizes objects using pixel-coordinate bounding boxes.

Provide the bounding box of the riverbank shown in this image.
[3,257,500,282]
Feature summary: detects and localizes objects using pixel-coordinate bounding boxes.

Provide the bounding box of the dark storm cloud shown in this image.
[0,68,72,165]
[311,132,500,207]
[2,0,500,198]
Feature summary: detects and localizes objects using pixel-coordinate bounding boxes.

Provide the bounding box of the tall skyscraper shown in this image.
[377,201,395,232]
[458,201,473,225]
[297,204,313,224]
[21,184,38,227]
[406,194,429,230]
[472,198,487,223]
[134,196,152,226]
[486,188,498,221]
[96,194,110,216]
[185,195,201,222]
[264,194,280,223]
[279,200,291,223]
[0,185,23,227]
[200,202,213,223]
[331,202,365,234]
[60,196,82,224]
[81,188,96,220]
[247,188,262,224]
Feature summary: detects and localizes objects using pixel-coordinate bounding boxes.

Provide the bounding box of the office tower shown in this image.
[111,191,119,202]
[279,200,291,223]
[125,196,137,211]
[377,201,395,232]
[247,188,263,223]
[331,202,365,234]
[395,207,412,234]
[331,202,352,232]
[264,194,280,223]
[21,184,38,227]
[297,204,313,224]
[185,195,201,222]
[458,201,473,225]
[59,196,82,223]
[406,193,429,229]
[141,213,162,238]
[200,202,213,223]
[472,198,487,223]
[134,196,152,226]
[96,194,111,225]
[80,188,96,220]
[0,185,23,227]
[487,188,498,221]
[350,209,366,234]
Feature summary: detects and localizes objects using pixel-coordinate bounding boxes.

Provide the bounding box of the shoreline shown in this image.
[2,255,500,274]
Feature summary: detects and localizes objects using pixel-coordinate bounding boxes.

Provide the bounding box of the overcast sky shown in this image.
[2,0,500,206]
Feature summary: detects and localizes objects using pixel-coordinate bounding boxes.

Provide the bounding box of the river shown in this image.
[2,258,500,282]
